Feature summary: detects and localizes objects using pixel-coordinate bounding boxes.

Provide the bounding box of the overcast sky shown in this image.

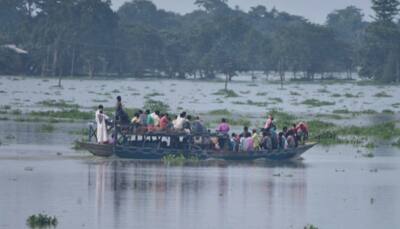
[111,0,373,24]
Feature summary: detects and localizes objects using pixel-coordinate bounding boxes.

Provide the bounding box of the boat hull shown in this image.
[78,142,316,161]
[77,142,114,157]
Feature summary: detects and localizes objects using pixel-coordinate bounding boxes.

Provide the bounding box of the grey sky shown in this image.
[111,0,373,24]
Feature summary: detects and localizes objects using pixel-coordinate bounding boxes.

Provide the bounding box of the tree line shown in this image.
[0,0,399,83]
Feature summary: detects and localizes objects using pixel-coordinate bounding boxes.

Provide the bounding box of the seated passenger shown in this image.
[261,131,272,151]
[286,134,296,148]
[173,112,187,130]
[146,110,155,131]
[151,110,161,127]
[131,113,140,126]
[159,113,169,130]
[183,115,192,134]
[230,133,240,152]
[244,132,254,151]
[278,132,288,149]
[252,129,261,150]
[192,116,206,134]
[138,110,147,126]
[270,128,279,149]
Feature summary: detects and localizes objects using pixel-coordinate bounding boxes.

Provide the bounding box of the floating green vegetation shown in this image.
[301,99,335,107]
[162,154,199,165]
[374,91,392,98]
[92,99,109,103]
[143,99,170,113]
[40,124,55,132]
[344,93,359,98]
[0,105,11,110]
[317,88,330,93]
[365,142,376,149]
[332,109,350,114]
[27,214,58,228]
[233,100,269,107]
[247,83,258,87]
[11,109,22,115]
[69,128,89,136]
[144,92,165,98]
[213,89,239,98]
[256,92,267,96]
[290,91,301,96]
[382,109,395,114]
[29,109,93,120]
[392,139,400,148]
[38,99,79,109]
[208,109,232,116]
[269,97,283,103]
[331,93,341,98]
[392,103,400,108]
[315,113,343,120]
[339,122,400,140]
[72,140,85,150]
[304,224,319,229]
[363,152,375,158]
[229,118,251,127]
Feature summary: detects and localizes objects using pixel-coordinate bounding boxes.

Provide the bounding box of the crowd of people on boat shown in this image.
[95,96,309,152]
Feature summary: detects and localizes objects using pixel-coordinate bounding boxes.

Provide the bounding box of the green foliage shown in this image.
[162,154,199,165]
[38,99,80,109]
[208,109,232,116]
[301,99,335,107]
[359,0,400,83]
[27,214,58,228]
[0,0,372,82]
[40,124,55,133]
[29,109,93,120]
[304,224,319,229]
[393,138,400,147]
[229,118,251,127]
[213,89,239,98]
[143,99,170,113]
[374,91,392,97]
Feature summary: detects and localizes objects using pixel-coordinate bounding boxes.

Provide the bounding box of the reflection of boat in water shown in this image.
[78,125,316,161]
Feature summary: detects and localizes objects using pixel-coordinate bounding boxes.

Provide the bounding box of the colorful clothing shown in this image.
[217,123,230,134]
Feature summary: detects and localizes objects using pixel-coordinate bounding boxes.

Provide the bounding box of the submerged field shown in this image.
[0,75,400,229]
[0,75,399,150]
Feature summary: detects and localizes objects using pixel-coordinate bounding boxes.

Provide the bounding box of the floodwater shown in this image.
[0,76,400,229]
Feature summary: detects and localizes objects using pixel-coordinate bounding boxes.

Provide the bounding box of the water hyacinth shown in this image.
[26,214,58,228]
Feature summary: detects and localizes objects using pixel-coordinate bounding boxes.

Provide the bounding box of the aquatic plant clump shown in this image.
[208,109,232,116]
[162,154,199,165]
[374,91,392,98]
[213,89,239,98]
[38,99,80,109]
[304,225,319,229]
[40,124,55,133]
[301,99,335,107]
[26,214,58,228]
[143,99,170,113]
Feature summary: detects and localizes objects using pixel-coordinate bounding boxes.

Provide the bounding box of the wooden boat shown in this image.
[77,141,114,157]
[78,141,316,161]
[78,123,317,161]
